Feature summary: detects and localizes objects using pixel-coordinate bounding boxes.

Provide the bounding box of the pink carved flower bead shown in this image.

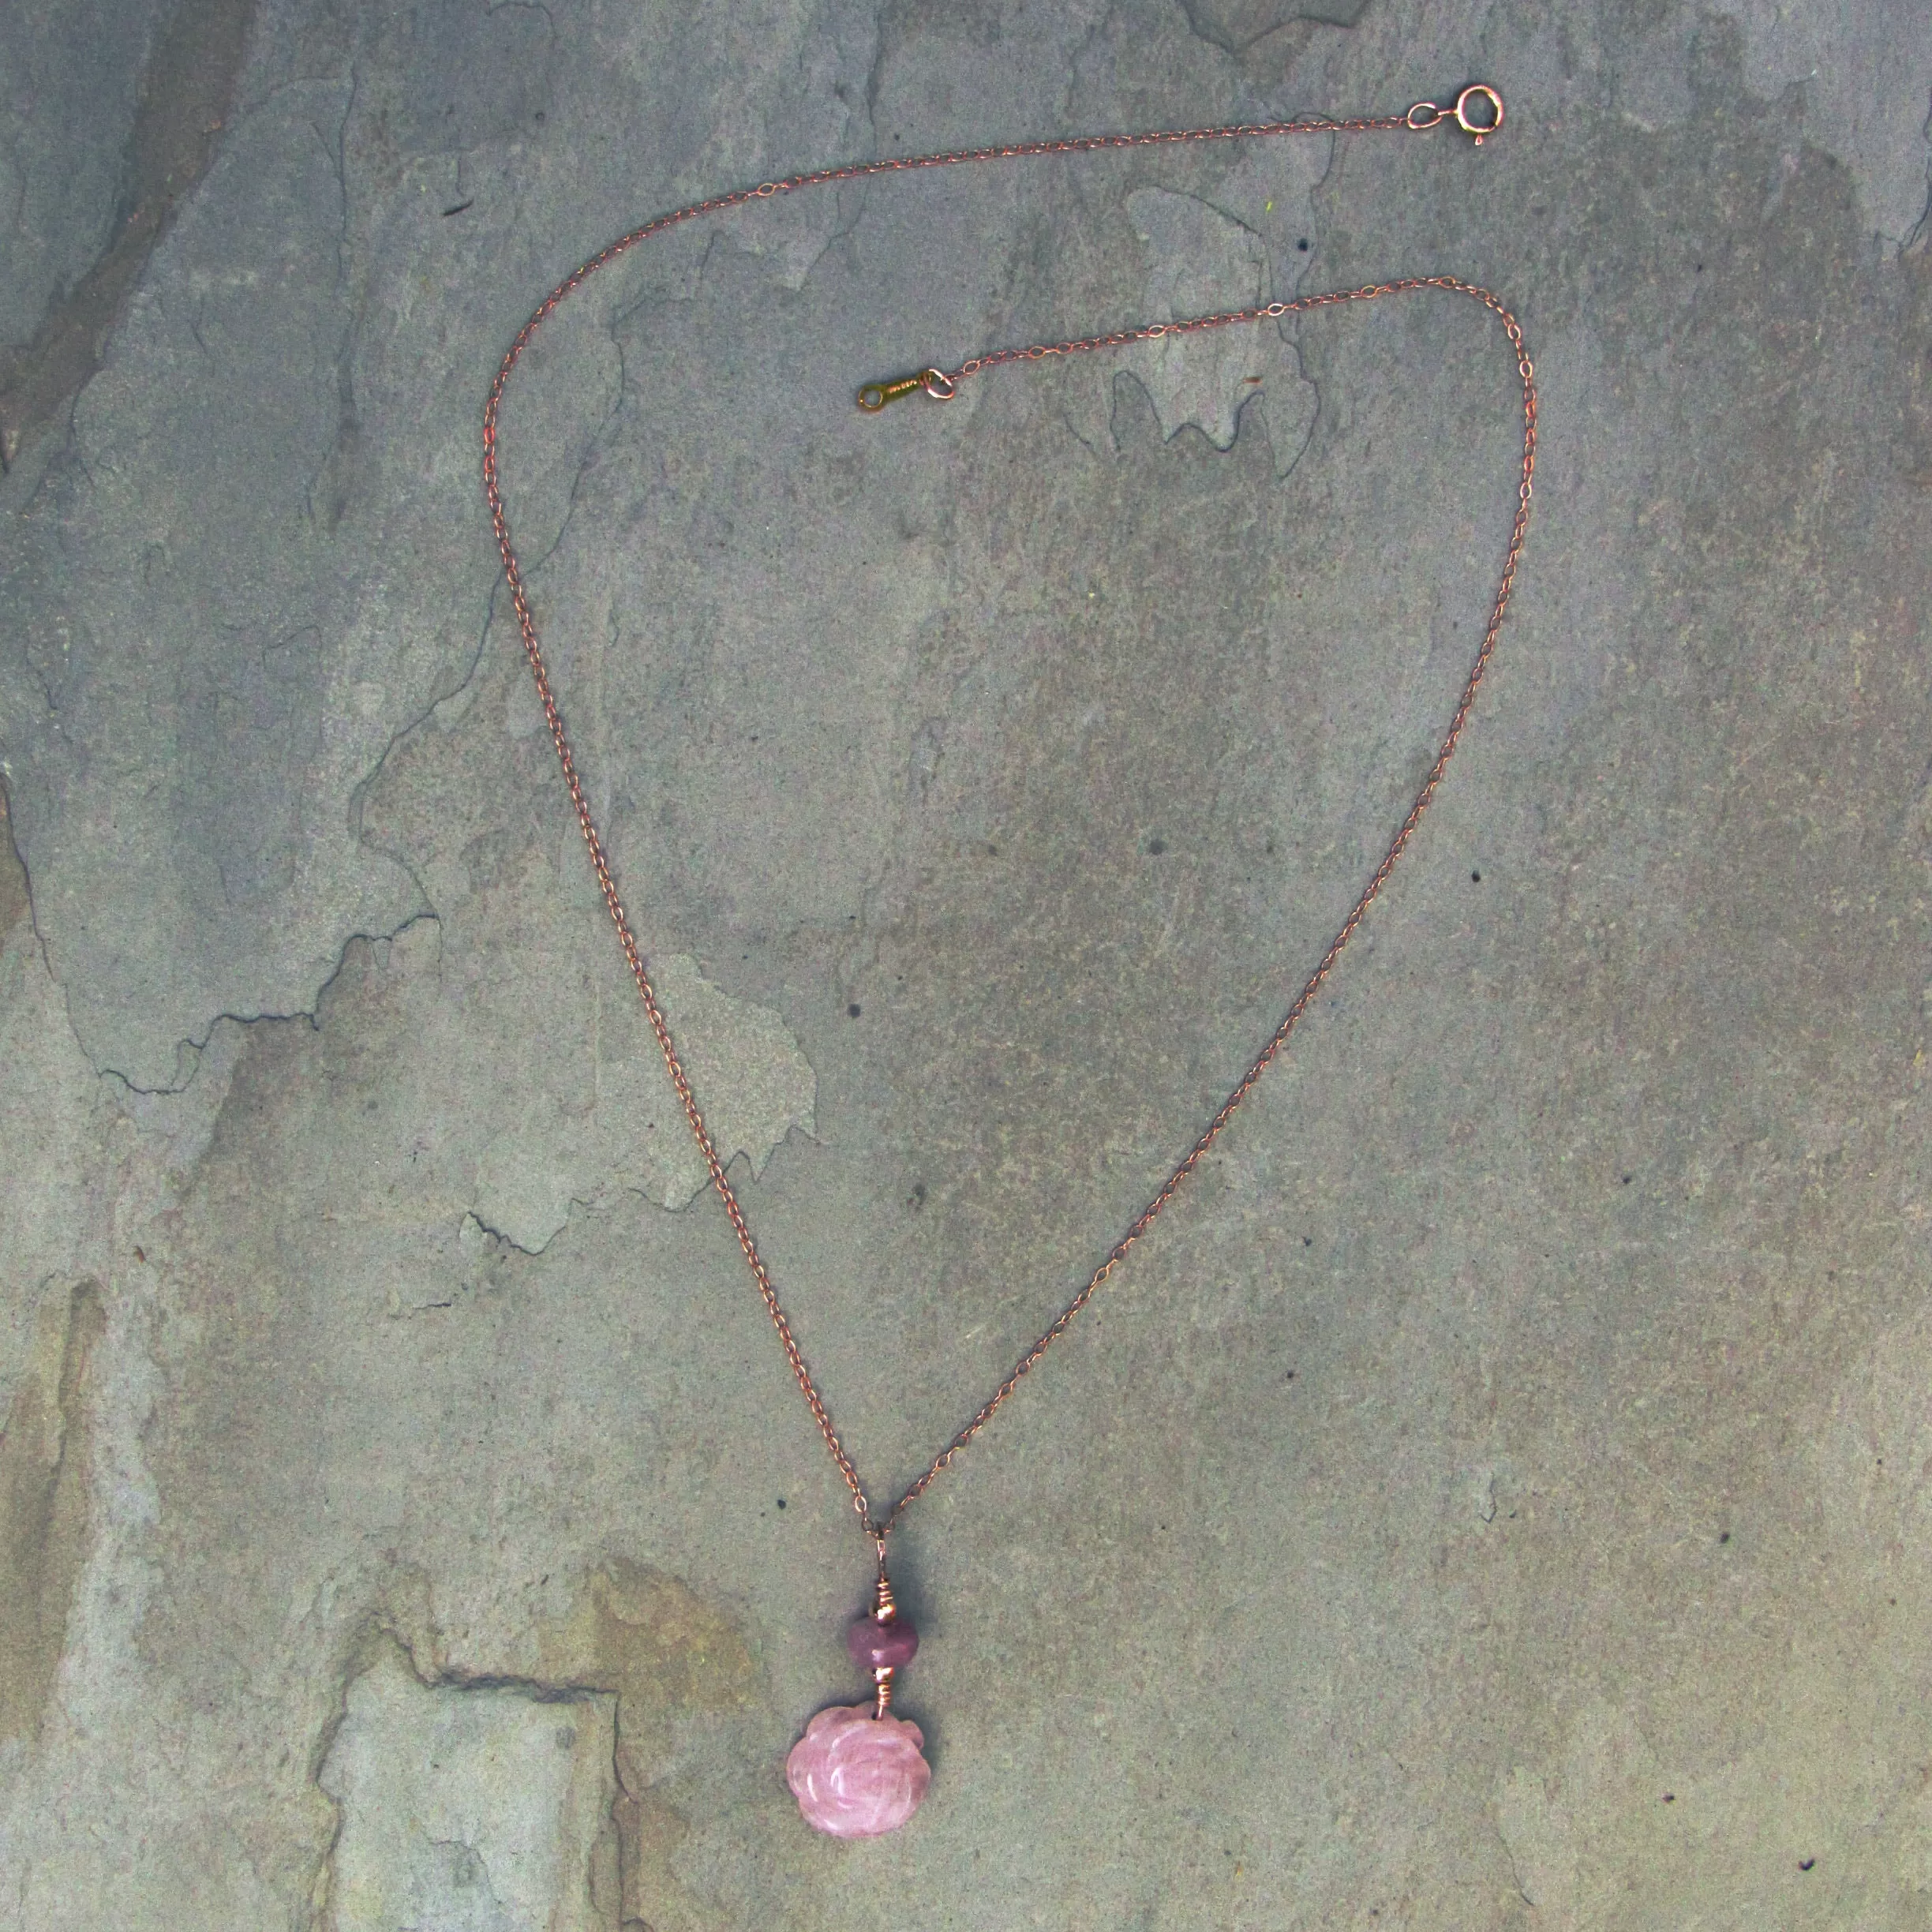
[785,1703,932,1838]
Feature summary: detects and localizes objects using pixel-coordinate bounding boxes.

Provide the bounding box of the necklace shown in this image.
[482,81,1536,1840]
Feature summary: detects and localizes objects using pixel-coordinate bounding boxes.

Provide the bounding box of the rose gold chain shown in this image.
[481,88,1534,1544]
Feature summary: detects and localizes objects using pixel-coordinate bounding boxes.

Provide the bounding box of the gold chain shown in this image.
[481,85,1535,1544]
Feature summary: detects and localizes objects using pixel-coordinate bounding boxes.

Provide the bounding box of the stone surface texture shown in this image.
[320,1645,619,1932]
[0,0,1928,1925]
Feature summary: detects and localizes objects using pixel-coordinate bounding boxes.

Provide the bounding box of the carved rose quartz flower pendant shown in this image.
[786,1704,930,1837]
[787,1571,931,1837]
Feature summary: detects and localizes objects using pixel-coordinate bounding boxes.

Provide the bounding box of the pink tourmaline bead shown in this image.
[786,1703,931,1838]
[847,1614,919,1673]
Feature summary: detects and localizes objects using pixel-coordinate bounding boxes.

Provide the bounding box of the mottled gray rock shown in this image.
[320,1646,616,1932]
[0,0,167,346]
[1,0,1930,1926]
[1735,0,1932,248]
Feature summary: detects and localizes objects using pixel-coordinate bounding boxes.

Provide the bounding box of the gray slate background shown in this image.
[2,0,1930,1926]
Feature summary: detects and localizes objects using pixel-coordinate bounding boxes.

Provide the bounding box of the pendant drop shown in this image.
[787,1563,932,1838]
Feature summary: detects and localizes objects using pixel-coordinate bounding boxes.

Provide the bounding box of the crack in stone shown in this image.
[95,909,442,1096]
[1174,0,1369,60]
[346,666,496,905]
[456,1207,546,1261]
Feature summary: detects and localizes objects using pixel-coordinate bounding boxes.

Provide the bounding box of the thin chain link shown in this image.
[481,103,1537,1544]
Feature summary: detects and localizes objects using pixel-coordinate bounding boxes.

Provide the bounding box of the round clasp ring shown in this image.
[1454,84,1503,140]
[922,369,957,401]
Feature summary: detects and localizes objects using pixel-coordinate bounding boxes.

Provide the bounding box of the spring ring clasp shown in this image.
[1454,84,1503,141]
[1407,84,1503,144]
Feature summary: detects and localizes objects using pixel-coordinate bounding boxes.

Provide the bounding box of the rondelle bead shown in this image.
[847,1614,919,1672]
